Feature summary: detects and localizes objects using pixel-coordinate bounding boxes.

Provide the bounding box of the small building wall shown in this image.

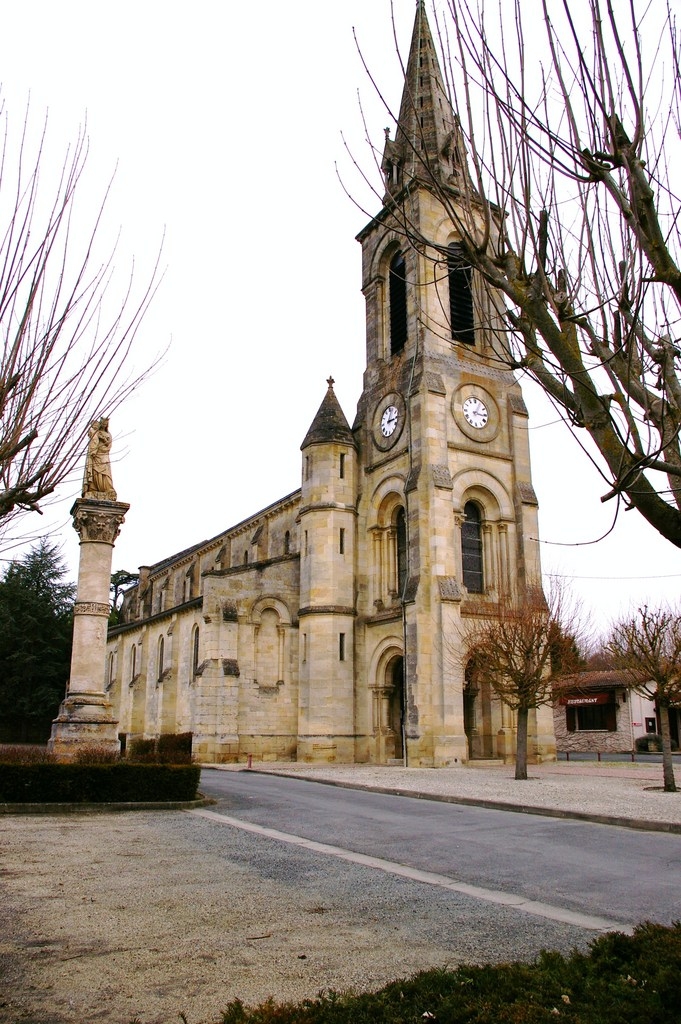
[553,685,658,754]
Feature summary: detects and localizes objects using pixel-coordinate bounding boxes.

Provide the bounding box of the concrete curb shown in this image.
[245,770,681,835]
[0,795,216,815]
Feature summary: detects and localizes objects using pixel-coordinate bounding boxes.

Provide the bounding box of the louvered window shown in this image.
[461,501,483,593]
[389,252,408,355]
[448,243,474,345]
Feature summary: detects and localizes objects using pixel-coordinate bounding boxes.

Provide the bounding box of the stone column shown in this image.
[49,498,129,759]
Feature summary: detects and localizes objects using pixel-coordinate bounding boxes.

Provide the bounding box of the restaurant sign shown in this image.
[560,692,613,707]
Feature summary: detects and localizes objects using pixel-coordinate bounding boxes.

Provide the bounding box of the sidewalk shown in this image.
[210,759,681,834]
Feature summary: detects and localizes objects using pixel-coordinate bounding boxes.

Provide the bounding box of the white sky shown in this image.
[0,0,679,640]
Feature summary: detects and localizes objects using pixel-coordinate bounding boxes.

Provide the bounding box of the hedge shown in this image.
[0,762,201,803]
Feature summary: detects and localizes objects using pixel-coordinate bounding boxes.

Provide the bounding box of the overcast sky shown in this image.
[0,0,679,638]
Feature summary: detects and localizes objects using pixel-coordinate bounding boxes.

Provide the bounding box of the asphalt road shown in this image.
[200,769,681,929]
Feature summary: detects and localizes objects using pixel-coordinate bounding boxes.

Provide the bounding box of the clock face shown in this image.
[380,405,399,437]
[462,396,488,429]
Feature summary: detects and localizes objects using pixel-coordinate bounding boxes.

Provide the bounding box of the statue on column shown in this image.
[49,415,129,759]
[82,418,117,501]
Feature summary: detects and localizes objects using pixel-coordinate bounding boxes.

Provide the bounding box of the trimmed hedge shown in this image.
[0,762,201,803]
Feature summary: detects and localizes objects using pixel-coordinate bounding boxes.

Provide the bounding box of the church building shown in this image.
[107,4,556,767]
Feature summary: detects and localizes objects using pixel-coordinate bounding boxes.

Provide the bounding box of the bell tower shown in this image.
[353,2,553,766]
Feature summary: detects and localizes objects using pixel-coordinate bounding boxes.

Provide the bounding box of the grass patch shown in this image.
[210,922,680,1024]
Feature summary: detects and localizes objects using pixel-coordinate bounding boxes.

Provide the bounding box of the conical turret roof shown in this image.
[301,377,357,450]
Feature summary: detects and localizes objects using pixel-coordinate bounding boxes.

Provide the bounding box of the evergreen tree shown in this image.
[0,539,75,742]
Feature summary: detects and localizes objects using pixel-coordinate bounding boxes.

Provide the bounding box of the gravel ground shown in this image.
[1,761,679,1024]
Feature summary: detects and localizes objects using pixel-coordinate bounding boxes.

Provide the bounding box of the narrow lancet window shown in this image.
[396,506,407,596]
[389,252,408,355]
[461,501,484,593]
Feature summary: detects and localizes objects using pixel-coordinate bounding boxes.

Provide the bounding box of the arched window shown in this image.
[462,501,484,593]
[396,506,407,596]
[130,644,137,682]
[448,243,474,345]
[284,530,290,555]
[107,652,115,689]
[389,252,408,355]
[192,625,200,677]
[157,636,165,681]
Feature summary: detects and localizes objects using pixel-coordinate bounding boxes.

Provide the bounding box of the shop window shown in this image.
[462,501,483,593]
[566,704,617,731]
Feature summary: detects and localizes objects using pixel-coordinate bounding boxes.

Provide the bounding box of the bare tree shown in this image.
[0,104,160,537]
[357,0,681,546]
[461,585,581,779]
[607,605,681,792]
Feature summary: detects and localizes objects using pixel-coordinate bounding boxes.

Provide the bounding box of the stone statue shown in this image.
[82,417,117,501]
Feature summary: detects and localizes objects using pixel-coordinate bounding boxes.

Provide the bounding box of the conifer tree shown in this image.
[0,539,75,741]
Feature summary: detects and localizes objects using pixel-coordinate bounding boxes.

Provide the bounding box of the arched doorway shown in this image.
[371,648,405,763]
[387,655,404,760]
[464,658,495,759]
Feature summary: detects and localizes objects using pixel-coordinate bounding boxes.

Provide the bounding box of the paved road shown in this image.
[200,769,681,928]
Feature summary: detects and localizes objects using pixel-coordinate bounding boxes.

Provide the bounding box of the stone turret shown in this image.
[297,378,358,762]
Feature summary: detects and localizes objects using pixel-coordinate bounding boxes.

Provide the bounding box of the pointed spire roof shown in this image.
[382,2,471,198]
[301,377,357,450]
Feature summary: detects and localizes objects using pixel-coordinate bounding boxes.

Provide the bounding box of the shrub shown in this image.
[636,733,662,752]
[127,737,157,762]
[157,731,193,763]
[216,922,681,1024]
[72,744,121,765]
[0,762,201,803]
[127,732,194,764]
[0,744,56,764]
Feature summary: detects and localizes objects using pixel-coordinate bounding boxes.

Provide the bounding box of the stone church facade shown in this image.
[107,4,556,767]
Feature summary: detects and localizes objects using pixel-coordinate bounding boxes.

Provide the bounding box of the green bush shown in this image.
[0,762,201,803]
[215,922,681,1024]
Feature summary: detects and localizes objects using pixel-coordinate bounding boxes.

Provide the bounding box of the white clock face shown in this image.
[462,396,488,429]
[381,405,399,437]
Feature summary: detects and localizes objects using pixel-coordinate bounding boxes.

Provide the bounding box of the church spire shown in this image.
[382,2,470,199]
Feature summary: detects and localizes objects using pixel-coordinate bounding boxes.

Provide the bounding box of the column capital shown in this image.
[70,498,130,545]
